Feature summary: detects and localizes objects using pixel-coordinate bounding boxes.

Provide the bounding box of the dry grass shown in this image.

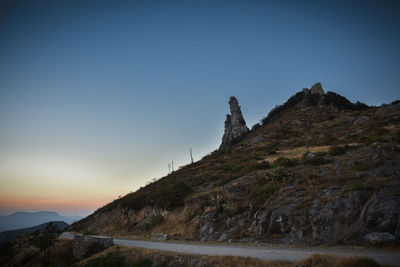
[76,245,295,267]
[264,145,331,162]
[297,254,380,267]
[76,246,381,267]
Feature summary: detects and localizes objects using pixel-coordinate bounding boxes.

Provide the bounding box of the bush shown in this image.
[271,157,298,168]
[248,181,279,206]
[84,251,124,267]
[352,160,371,171]
[338,214,346,225]
[266,166,295,182]
[303,153,332,165]
[345,180,364,191]
[132,258,152,267]
[241,160,270,172]
[145,214,165,230]
[328,145,346,156]
[83,242,106,258]
[262,91,305,124]
[155,181,193,210]
[298,254,379,267]
[120,180,193,211]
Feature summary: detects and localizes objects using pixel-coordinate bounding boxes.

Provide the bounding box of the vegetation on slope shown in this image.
[69,90,400,246]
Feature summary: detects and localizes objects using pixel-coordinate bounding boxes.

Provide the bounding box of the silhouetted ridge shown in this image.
[321,91,370,110]
[262,91,304,125]
[261,83,369,125]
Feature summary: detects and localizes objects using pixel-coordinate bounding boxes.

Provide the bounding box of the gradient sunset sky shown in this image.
[1,0,399,216]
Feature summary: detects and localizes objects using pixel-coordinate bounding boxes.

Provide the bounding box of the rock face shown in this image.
[220,97,249,149]
[309,82,325,95]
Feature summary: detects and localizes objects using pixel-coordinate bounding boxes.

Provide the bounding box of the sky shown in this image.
[0,0,399,217]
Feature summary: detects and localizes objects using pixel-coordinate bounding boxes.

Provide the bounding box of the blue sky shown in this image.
[0,0,399,216]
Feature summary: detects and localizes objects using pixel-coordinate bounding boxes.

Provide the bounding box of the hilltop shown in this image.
[69,83,400,246]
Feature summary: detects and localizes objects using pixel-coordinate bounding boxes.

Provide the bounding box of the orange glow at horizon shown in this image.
[0,195,113,215]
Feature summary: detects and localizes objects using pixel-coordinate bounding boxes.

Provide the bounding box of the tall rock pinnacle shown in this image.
[220,96,249,149]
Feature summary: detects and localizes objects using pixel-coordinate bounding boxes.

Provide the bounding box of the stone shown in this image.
[251,123,261,132]
[151,234,170,241]
[305,152,315,159]
[360,182,400,238]
[218,233,230,242]
[364,232,396,245]
[199,211,219,241]
[353,115,369,125]
[346,116,356,123]
[309,82,325,95]
[220,97,249,149]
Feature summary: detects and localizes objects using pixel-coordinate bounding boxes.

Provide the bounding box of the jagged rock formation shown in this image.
[220,97,249,149]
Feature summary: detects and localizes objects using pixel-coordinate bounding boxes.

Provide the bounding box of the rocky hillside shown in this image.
[70,83,400,246]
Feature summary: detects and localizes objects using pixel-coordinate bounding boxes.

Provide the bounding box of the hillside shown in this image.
[0,221,68,245]
[0,211,81,232]
[69,83,400,246]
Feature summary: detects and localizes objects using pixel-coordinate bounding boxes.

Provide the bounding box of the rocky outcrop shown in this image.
[309,82,325,95]
[220,97,249,149]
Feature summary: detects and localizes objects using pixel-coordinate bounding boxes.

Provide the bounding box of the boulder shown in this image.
[151,234,170,241]
[364,232,396,245]
[353,115,369,125]
[309,82,325,95]
[360,182,400,238]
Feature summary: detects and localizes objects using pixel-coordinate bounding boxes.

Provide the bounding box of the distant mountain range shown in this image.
[0,221,69,244]
[0,211,81,232]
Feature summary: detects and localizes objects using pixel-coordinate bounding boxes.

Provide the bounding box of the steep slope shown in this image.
[70,84,400,246]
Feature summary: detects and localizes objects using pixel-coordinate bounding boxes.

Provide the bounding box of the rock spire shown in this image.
[220,96,249,149]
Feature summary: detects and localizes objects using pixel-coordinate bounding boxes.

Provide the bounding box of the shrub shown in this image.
[266,166,295,182]
[261,91,305,124]
[116,179,193,211]
[241,160,270,172]
[328,145,346,156]
[83,242,106,258]
[365,125,390,144]
[298,254,379,267]
[146,214,165,230]
[338,214,346,225]
[248,181,279,206]
[155,181,192,210]
[345,180,364,191]
[271,157,298,168]
[84,251,124,267]
[132,258,153,267]
[352,160,371,171]
[303,153,332,165]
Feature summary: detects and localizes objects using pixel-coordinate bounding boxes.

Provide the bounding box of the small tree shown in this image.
[29,222,59,264]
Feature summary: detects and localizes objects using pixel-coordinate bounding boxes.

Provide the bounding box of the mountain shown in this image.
[70,83,400,246]
[0,211,81,232]
[0,221,68,244]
